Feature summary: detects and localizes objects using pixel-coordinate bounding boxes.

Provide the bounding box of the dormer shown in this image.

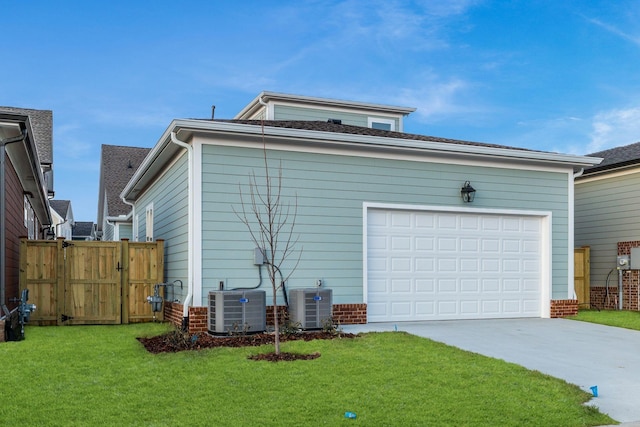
[235,91,416,132]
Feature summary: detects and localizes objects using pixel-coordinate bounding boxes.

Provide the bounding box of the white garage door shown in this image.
[366,208,543,322]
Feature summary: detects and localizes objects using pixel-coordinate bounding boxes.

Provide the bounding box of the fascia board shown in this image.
[234,91,417,119]
[122,119,602,201]
[178,120,602,167]
[3,117,52,226]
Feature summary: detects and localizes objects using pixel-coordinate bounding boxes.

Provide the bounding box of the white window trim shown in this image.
[368,117,395,131]
[145,203,154,242]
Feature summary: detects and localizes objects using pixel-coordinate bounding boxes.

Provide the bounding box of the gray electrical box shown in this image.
[253,247,265,265]
[631,248,640,270]
[618,255,630,270]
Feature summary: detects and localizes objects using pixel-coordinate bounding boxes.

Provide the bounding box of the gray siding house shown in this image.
[97,144,151,241]
[575,142,640,310]
[121,92,600,331]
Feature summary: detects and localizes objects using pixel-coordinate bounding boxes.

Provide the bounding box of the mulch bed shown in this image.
[137,330,357,361]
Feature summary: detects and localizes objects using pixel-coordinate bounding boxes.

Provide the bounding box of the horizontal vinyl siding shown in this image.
[576,171,640,288]
[274,105,399,130]
[135,153,190,302]
[201,144,570,304]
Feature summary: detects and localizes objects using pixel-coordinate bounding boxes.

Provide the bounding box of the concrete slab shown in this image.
[343,318,640,423]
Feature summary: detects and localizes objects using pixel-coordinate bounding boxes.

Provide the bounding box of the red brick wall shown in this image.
[590,286,620,310]
[164,301,184,328]
[550,299,578,317]
[609,240,640,311]
[188,307,207,334]
[333,303,367,324]
[164,302,369,333]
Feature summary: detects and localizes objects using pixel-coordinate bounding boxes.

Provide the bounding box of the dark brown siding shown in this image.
[4,157,28,309]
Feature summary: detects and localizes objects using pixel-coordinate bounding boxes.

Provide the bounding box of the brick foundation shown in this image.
[599,241,640,311]
[591,286,624,310]
[0,319,5,343]
[163,301,368,332]
[333,303,367,324]
[163,301,184,328]
[550,299,578,317]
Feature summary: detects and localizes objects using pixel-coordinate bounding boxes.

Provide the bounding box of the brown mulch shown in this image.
[137,330,357,362]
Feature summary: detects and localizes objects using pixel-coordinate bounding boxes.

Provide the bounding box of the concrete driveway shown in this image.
[343,318,640,424]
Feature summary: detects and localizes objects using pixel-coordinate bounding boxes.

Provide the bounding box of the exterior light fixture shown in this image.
[461,181,476,203]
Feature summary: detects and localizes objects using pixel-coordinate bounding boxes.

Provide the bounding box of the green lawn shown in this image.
[0,324,615,427]
[569,309,640,331]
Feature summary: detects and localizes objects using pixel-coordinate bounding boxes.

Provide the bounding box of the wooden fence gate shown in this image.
[574,246,590,307]
[19,238,164,326]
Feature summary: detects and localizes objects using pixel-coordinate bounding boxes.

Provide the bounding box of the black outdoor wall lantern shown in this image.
[461,181,476,203]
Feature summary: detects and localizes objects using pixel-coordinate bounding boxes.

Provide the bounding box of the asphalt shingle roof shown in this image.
[585,141,640,174]
[213,119,541,153]
[0,106,53,164]
[50,200,71,218]
[72,221,95,237]
[100,145,151,217]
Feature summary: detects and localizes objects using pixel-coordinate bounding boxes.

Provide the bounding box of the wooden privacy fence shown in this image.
[574,246,590,307]
[19,238,164,326]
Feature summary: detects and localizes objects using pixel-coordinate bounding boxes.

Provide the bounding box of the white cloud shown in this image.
[584,16,640,47]
[586,107,640,153]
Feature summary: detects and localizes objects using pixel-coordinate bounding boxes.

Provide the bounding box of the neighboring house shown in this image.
[0,107,54,317]
[72,221,97,240]
[121,92,600,332]
[575,141,640,310]
[96,144,151,241]
[50,199,74,240]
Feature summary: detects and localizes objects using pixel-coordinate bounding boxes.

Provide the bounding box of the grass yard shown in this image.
[569,309,640,331]
[0,324,614,427]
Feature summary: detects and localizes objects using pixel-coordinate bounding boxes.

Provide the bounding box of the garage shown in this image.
[366,206,547,322]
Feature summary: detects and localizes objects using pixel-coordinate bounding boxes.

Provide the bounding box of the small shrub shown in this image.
[227,322,251,336]
[321,316,341,335]
[279,320,302,335]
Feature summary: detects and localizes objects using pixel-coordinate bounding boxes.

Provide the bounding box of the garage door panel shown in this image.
[460,300,480,315]
[367,208,543,322]
[460,279,479,292]
[438,279,457,292]
[416,301,435,315]
[391,279,411,293]
[416,279,434,293]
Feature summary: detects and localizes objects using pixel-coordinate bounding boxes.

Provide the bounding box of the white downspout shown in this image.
[568,168,584,300]
[120,199,135,241]
[170,132,194,321]
[258,95,269,119]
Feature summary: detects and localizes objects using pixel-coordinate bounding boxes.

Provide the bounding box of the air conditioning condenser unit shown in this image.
[208,290,266,334]
[289,288,332,329]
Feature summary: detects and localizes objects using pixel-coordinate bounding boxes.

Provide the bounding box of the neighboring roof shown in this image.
[0,107,53,225]
[50,200,71,218]
[98,145,151,223]
[73,221,95,237]
[122,118,602,202]
[0,106,53,165]
[582,141,640,175]
[235,91,416,120]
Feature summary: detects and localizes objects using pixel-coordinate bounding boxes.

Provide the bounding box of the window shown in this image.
[133,214,139,242]
[368,117,395,131]
[145,204,154,242]
[24,195,36,239]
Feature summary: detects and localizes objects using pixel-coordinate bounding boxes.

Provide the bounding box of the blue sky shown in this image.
[2,1,640,220]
